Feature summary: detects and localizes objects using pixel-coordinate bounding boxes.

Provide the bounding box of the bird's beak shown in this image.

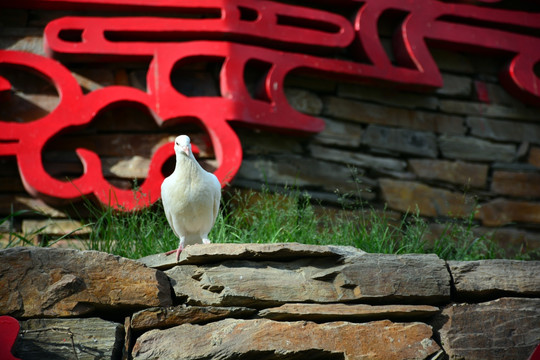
[181,146,190,156]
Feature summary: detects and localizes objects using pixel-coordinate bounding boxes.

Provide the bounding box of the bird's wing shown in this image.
[161,180,179,238]
[164,207,179,238]
[193,171,220,231]
[210,174,221,227]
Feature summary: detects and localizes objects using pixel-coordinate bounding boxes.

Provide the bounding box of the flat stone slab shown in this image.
[165,253,450,307]
[132,318,440,360]
[258,303,440,322]
[449,259,540,300]
[439,297,540,360]
[131,305,256,331]
[138,242,364,270]
[0,247,172,318]
[12,317,124,360]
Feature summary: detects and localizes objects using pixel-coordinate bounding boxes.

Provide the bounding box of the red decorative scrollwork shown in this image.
[1,0,539,210]
[0,316,21,360]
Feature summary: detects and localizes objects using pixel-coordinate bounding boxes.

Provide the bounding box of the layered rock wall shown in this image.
[1,244,539,359]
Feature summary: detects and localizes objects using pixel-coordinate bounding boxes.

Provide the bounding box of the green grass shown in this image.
[1,209,90,249]
[2,187,538,260]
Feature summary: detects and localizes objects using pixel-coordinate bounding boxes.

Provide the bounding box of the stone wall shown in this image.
[1,244,539,359]
[1,4,540,256]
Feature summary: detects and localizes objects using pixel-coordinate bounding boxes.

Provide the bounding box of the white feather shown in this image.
[161,135,221,259]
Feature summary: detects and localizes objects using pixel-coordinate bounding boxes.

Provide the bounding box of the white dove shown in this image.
[161,135,221,261]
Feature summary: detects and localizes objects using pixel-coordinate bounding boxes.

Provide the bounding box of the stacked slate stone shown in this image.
[1,244,538,359]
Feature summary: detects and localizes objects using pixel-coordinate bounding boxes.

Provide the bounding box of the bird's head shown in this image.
[174,135,192,158]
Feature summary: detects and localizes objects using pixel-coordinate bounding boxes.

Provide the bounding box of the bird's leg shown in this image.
[175,236,185,262]
[175,246,183,262]
[165,236,185,262]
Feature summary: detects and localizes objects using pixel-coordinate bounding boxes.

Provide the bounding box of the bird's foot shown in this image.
[165,245,184,262]
[202,238,211,244]
[175,247,182,262]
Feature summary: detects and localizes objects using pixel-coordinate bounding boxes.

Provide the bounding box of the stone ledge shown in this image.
[131,305,256,331]
[0,247,172,319]
[438,297,540,360]
[165,251,451,308]
[138,242,363,270]
[12,318,124,360]
[1,244,538,360]
[449,259,540,301]
[258,303,440,322]
[132,318,441,360]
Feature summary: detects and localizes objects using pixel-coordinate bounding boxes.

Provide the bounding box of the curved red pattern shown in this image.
[0,50,243,209]
[0,316,21,360]
[1,0,539,210]
[43,0,353,56]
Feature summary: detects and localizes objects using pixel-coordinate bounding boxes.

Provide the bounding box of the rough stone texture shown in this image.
[0,247,172,318]
[380,179,475,217]
[1,244,540,360]
[0,36,45,56]
[448,260,540,300]
[491,162,538,172]
[165,253,451,307]
[258,303,440,322]
[409,159,488,188]
[362,125,438,158]
[47,133,197,158]
[131,305,256,331]
[439,134,516,162]
[21,219,90,237]
[237,155,376,197]
[467,117,540,144]
[516,140,530,159]
[0,66,59,123]
[312,118,364,147]
[436,73,473,97]
[491,171,540,198]
[7,197,66,218]
[439,298,540,360]
[237,129,303,155]
[138,242,351,270]
[529,146,540,168]
[72,68,116,92]
[323,96,466,134]
[337,83,439,110]
[478,198,540,226]
[106,155,151,178]
[132,318,440,360]
[12,317,124,360]
[439,99,540,120]
[310,144,407,171]
[483,82,525,107]
[477,227,540,253]
[285,88,323,115]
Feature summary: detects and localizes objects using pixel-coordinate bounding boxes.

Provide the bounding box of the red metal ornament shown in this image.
[1,0,539,210]
[0,316,21,360]
[0,51,173,209]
